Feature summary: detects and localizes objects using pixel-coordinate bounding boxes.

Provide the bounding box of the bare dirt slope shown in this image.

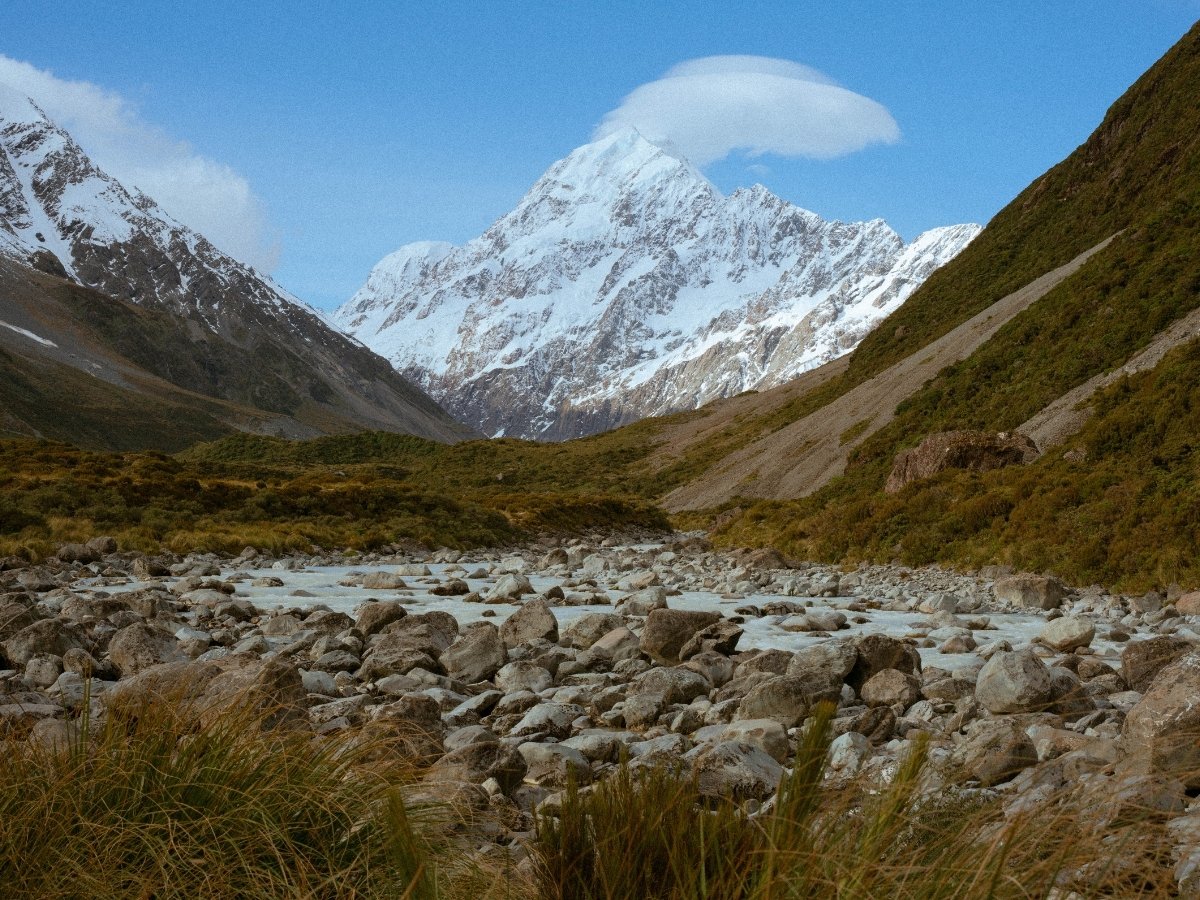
[660,236,1117,512]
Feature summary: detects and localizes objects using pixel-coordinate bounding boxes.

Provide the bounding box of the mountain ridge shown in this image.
[0,85,476,448]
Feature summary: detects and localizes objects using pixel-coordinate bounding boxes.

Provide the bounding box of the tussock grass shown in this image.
[530,704,1178,899]
[0,696,447,899]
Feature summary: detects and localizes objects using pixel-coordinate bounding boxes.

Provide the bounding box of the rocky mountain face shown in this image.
[337,128,978,440]
[0,84,475,446]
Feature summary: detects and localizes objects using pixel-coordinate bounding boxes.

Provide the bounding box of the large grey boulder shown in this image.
[1124,650,1200,787]
[953,718,1038,786]
[361,572,407,590]
[426,741,527,794]
[1122,636,1194,693]
[641,609,721,664]
[847,634,921,691]
[510,702,586,740]
[486,574,533,602]
[5,619,86,667]
[441,622,506,683]
[108,623,185,676]
[679,620,743,660]
[495,660,553,694]
[719,718,789,763]
[735,672,841,728]
[691,740,784,802]
[500,598,559,647]
[355,600,407,636]
[975,649,1054,714]
[861,669,922,709]
[562,613,625,650]
[1037,617,1094,652]
[993,574,1066,610]
[518,742,592,787]
[786,638,857,682]
[632,667,711,705]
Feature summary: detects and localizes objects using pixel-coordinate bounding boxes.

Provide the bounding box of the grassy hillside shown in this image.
[704,23,1200,591]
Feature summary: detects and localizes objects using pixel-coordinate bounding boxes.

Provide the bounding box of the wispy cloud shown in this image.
[0,56,279,272]
[595,55,900,166]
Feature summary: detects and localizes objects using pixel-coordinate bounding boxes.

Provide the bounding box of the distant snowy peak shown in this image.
[0,83,314,325]
[342,131,981,441]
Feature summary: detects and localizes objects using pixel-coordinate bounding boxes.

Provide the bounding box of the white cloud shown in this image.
[595,56,900,166]
[0,56,279,272]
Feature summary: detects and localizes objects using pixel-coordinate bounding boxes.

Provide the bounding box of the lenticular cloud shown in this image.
[595,56,900,166]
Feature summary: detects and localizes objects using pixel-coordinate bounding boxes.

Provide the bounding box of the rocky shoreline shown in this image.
[3,533,1200,890]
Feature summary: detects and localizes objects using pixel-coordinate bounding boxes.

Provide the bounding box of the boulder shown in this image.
[860,669,923,709]
[56,543,100,564]
[735,672,841,728]
[1037,616,1095,652]
[355,600,407,636]
[486,574,533,602]
[510,702,586,740]
[975,649,1054,714]
[4,619,86,667]
[691,740,784,802]
[679,620,743,660]
[787,638,858,683]
[953,719,1038,786]
[632,667,711,705]
[1124,651,1200,787]
[361,572,407,590]
[441,622,506,683]
[518,742,592,787]
[993,574,1066,610]
[108,623,185,676]
[495,661,553,695]
[618,586,668,616]
[562,613,625,650]
[885,430,1037,493]
[426,741,527,795]
[847,634,921,691]
[1122,636,1194,693]
[641,609,721,664]
[500,598,559,648]
[719,718,789,763]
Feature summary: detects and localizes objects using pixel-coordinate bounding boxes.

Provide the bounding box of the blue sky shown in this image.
[0,2,1197,309]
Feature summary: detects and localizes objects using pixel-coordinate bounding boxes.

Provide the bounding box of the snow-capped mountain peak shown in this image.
[338,132,980,441]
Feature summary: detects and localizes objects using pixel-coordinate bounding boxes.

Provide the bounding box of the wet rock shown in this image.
[431,578,470,596]
[617,586,668,616]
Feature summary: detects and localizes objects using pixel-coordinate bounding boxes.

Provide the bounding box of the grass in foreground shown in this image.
[531,705,1177,899]
[0,696,446,899]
